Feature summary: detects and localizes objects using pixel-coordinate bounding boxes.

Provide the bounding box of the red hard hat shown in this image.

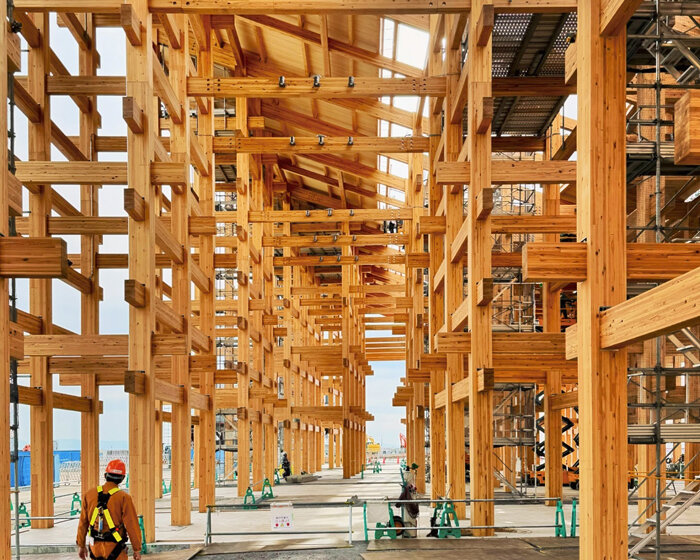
[106,459,126,476]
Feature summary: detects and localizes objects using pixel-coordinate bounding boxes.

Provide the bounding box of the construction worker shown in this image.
[76,459,142,560]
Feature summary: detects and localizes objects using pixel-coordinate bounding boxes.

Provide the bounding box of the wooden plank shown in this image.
[600,0,643,36]
[120,3,143,46]
[15,161,127,184]
[600,268,700,349]
[549,390,578,410]
[14,0,579,14]
[0,237,67,278]
[674,91,700,165]
[523,243,700,282]
[436,160,577,185]
[214,136,430,154]
[24,334,128,356]
[188,77,447,98]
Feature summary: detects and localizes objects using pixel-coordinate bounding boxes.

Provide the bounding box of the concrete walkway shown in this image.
[11,463,700,557]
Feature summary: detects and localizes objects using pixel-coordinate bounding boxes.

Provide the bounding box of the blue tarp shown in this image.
[10,451,77,487]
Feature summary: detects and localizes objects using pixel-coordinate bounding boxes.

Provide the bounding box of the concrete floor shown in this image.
[11,463,700,557]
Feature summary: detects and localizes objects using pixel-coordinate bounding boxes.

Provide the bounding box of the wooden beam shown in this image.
[187,77,446,98]
[0,237,68,278]
[436,160,577,185]
[523,243,700,282]
[214,136,429,154]
[14,0,579,14]
[600,268,700,349]
[600,0,643,36]
[120,4,143,46]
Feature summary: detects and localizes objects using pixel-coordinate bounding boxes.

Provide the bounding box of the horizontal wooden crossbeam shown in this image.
[15,0,578,14]
[188,77,446,98]
[213,136,430,154]
[523,243,700,282]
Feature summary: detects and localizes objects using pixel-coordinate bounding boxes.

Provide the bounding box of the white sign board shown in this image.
[270,502,293,531]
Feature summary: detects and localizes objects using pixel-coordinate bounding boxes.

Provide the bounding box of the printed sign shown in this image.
[270,502,293,531]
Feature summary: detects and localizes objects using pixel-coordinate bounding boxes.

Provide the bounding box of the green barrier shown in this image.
[373,461,382,474]
[555,499,567,537]
[70,492,81,516]
[138,515,149,554]
[243,478,274,509]
[570,499,577,537]
[363,503,398,540]
[434,501,460,538]
[162,480,171,494]
[17,502,30,528]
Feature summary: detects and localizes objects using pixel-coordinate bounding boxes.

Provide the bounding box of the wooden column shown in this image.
[428,14,446,503]
[1,0,10,552]
[170,13,192,526]
[28,12,54,530]
[127,0,156,539]
[79,15,100,493]
[444,13,466,520]
[543,118,563,505]
[263,161,276,485]
[576,2,628,557]
[236,96,251,496]
[251,153,264,490]
[197,17,216,513]
[342,222,352,478]
[467,2,494,535]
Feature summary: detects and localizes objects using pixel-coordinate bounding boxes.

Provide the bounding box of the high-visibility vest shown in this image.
[88,486,123,543]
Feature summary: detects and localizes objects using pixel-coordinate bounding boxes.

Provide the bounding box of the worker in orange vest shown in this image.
[76,459,142,560]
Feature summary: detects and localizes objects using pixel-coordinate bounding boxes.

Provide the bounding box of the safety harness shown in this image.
[88,486,127,560]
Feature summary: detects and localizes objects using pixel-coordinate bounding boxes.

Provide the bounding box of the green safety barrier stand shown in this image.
[434,501,460,538]
[363,503,398,540]
[361,465,364,479]
[17,502,31,528]
[138,515,148,554]
[570,499,577,537]
[373,461,382,474]
[274,468,281,484]
[243,478,274,509]
[70,492,81,516]
[162,480,171,494]
[555,499,567,537]
[261,478,274,500]
[125,474,129,489]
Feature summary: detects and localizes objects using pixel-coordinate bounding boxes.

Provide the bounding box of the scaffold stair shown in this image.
[493,468,524,498]
[628,476,700,556]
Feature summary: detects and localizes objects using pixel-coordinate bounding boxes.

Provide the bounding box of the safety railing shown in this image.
[203,496,582,545]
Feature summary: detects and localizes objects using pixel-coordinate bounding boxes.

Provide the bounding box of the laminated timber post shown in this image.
[466,0,495,535]
[342,221,352,478]
[196,17,216,513]
[292,263,303,475]
[407,116,425,492]
[79,14,101,493]
[282,196,293,468]
[236,94,251,496]
[169,12,192,526]
[576,1,630,557]
[444,12,466,521]
[1,0,10,552]
[263,159,276,485]
[543,117,563,506]
[251,151,264,491]
[28,11,55,530]
[127,0,157,540]
[428,13,446,503]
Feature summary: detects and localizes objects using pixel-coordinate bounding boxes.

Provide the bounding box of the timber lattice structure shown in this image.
[1,1,700,558]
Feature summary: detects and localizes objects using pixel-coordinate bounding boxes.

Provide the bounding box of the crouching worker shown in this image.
[76,460,142,560]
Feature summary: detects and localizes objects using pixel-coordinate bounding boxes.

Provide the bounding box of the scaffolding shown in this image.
[624,3,700,559]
